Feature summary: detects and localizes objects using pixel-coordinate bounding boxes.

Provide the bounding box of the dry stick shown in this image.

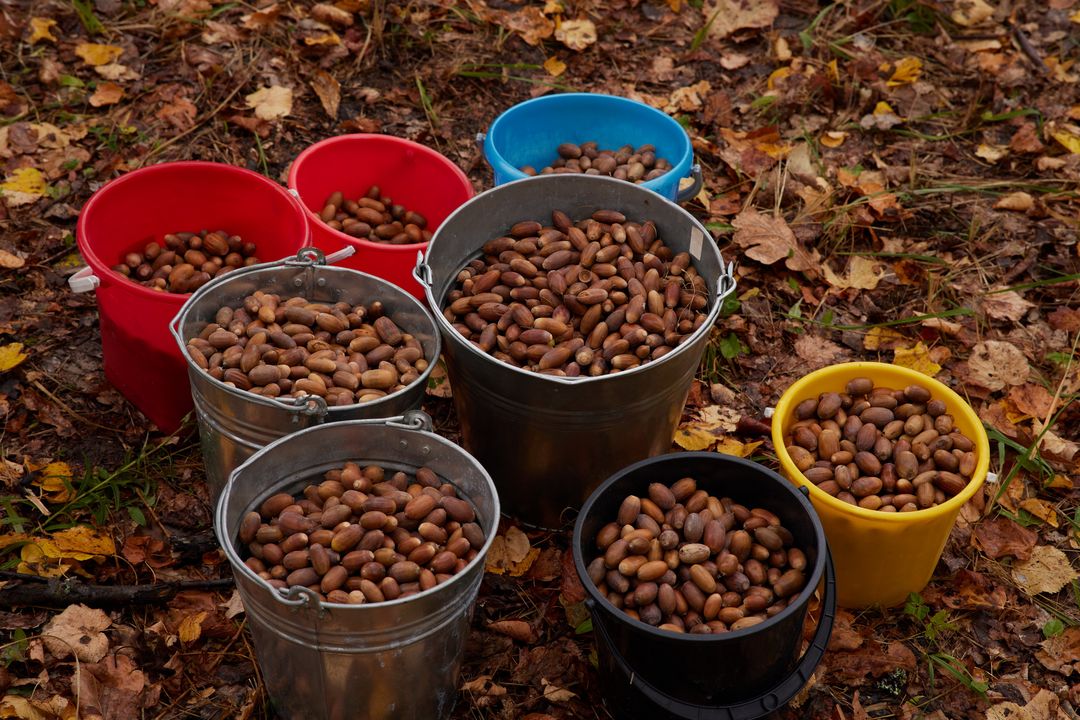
[1009,21,1050,76]
[30,379,119,433]
[0,571,233,608]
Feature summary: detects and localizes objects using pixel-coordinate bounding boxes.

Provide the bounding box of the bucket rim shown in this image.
[215,418,501,611]
[287,133,475,252]
[171,259,442,416]
[771,361,991,524]
[483,92,694,194]
[571,451,828,644]
[76,160,310,302]
[419,173,735,387]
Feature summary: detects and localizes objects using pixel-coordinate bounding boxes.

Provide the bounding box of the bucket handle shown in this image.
[414,250,433,291]
[587,549,836,720]
[676,163,704,204]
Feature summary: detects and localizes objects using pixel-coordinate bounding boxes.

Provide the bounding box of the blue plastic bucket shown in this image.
[481,93,702,203]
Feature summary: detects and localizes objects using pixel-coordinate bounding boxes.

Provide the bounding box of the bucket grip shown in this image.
[414,251,433,290]
[588,549,836,720]
[276,585,328,618]
[675,163,704,204]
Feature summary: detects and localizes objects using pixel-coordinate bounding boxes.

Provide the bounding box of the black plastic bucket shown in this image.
[572,452,836,720]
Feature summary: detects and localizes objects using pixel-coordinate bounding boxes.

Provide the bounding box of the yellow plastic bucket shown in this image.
[772,362,989,608]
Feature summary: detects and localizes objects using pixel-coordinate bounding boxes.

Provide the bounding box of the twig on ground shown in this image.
[0,572,233,608]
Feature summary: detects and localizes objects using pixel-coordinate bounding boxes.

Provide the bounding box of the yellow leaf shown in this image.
[0,250,24,268]
[29,17,58,44]
[976,143,1008,163]
[952,0,994,26]
[820,130,847,148]
[667,0,682,10]
[35,462,74,503]
[303,31,341,46]
[485,527,537,576]
[1012,545,1078,595]
[0,343,28,372]
[715,438,762,458]
[1,167,46,206]
[767,66,791,90]
[89,81,124,107]
[823,256,884,290]
[1048,474,1074,490]
[1019,499,1059,528]
[893,342,941,377]
[178,611,207,643]
[873,101,895,116]
[45,526,116,560]
[863,326,906,351]
[0,696,49,720]
[1072,7,1080,23]
[542,0,564,14]
[245,85,293,120]
[674,425,716,451]
[1051,128,1080,154]
[74,43,124,67]
[543,56,567,77]
[887,56,922,86]
[554,18,596,52]
[827,59,839,82]
[994,191,1034,212]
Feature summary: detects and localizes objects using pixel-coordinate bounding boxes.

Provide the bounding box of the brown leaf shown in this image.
[1013,544,1078,595]
[559,549,586,604]
[823,639,916,685]
[827,609,865,651]
[794,334,846,369]
[1048,307,1080,333]
[554,18,597,52]
[972,517,1038,560]
[310,70,340,119]
[242,3,281,29]
[42,604,111,662]
[1009,384,1055,419]
[708,191,742,216]
[312,3,353,27]
[964,340,1029,390]
[986,690,1060,720]
[225,113,271,138]
[705,0,779,39]
[500,7,554,46]
[982,290,1034,322]
[1010,122,1045,154]
[488,619,538,643]
[89,81,124,107]
[922,570,1007,610]
[77,654,154,720]
[157,96,197,131]
[732,207,819,276]
[1036,627,1080,675]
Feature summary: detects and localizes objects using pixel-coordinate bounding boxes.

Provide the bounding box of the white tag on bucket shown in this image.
[689,227,704,261]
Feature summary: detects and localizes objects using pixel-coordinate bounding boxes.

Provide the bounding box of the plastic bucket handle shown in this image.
[590,549,836,720]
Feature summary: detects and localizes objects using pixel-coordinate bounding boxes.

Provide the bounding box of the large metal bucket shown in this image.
[415,175,735,528]
[171,249,440,501]
[216,414,500,720]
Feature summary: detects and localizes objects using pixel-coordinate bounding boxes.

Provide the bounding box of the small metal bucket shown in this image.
[216,413,500,720]
[415,175,735,528]
[171,249,441,501]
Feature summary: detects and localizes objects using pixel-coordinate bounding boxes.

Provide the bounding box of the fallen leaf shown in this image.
[461,675,508,697]
[1009,384,1055,419]
[42,604,111,662]
[0,343,28,372]
[312,3,353,27]
[861,101,902,130]
[51,526,116,558]
[887,56,922,86]
[242,2,282,29]
[732,207,818,275]
[1048,307,1080,333]
[975,143,1008,163]
[221,590,245,619]
[1034,419,1079,462]
[34,461,74,502]
[501,7,554,46]
[29,18,57,44]
[201,19,243,43]
[1036,627,1080,675]
[1,167,46,206]
[863,327,907,351]
[0,249,25,268]
[986,690,1061,720]
[486,527,538,576]
[555,18,596,51]
[967,340,1029,390]
[972,516,1037,560]
[666,81,711,113]
[982,290,1034,322]
[1010,122,1045,153]
[89,82,124,107]
[823,639,917,685]
[715,437,762,458]
[704,0,779,40]
[674,425,716,451]
[245,85,292,120]
[78,654,154,720]
[541,678,577,703]
[157,96,197,131]
[952,0,994,26]
[1012,544,1078,595]
[1019,499,1059,528]
[309,71,340,119]
[303,31,340,46]
[820,130,847,148]
[1050,126,1080,154]
[994,191,1034,212]
[544,56,566,77]
[94,63,139,81]
[823,256,884,290]
[74,43,124,67]
[488,619,537,643]
[177,611,207,643]
[795,334,846,368]
[893,342,941,377]
[922,569,1007,610]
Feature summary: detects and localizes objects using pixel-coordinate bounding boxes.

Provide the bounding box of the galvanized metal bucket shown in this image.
[216,412,500,720]
[171,248,441,501]
[415,174,736,528]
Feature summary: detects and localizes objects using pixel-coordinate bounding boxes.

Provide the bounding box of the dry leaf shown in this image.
[94,63,139,81]
[501,7,554,46]
[893,342,942,377]
[312,3,353,27]
[861,101,902,130]
[994,191,1034,212]
[486,527,538,576]
[1018,499,1059,528]
[887,56,922,86]
[35,461,74,502]
[1036,628,1080,675]
[823,256,884,290]
[732,207,818,275]
[715,437,762,458]
[1050,126,1080,154]
[967,340,1029,390]
[674,425,717,451]
[243,3,281,29]
[982,290,1034,322]
[29,17,58,44]
[975,143,1008,163]
[1009,384,1055,419]
[89,82,124,107]
[952,0,995,26]
[309,71,340,119]
[820,131,847,148]
[863,327,907,351]
[795,334,845,369]
[488,619,537,643]
[986,690,1061,720]
[0,249,25,268]
[1012,544,1078,595]
[74,43,124,67]
[202,19,243,44]
[461,675,507,697]
[245,85,292,120]
[42,604,111,662]
[178,611,207,643]
[541,679,577,703]
[78,654,153,720]
[972,516,1037,560]
[1,167,46,206]
[555,18,597,51]
[704,0,779,40]
[0,342,28,371]
[1034,420,1079,462]
[544,56,566,77]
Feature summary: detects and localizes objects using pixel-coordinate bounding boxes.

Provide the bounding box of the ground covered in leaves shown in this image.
[1,0,1079,718]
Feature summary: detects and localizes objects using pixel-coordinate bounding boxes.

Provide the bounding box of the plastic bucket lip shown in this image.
[771,361,991,523]
[421,173,728,387]
[483,92,694,197]
[215,420,501,611]
[171,260,441,416]
[572,451,828,644]
[76,160,310,301]
[287,134,474,252]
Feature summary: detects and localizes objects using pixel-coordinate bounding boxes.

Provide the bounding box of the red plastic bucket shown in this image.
[74,161,309,432]
[287,135,474,299]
